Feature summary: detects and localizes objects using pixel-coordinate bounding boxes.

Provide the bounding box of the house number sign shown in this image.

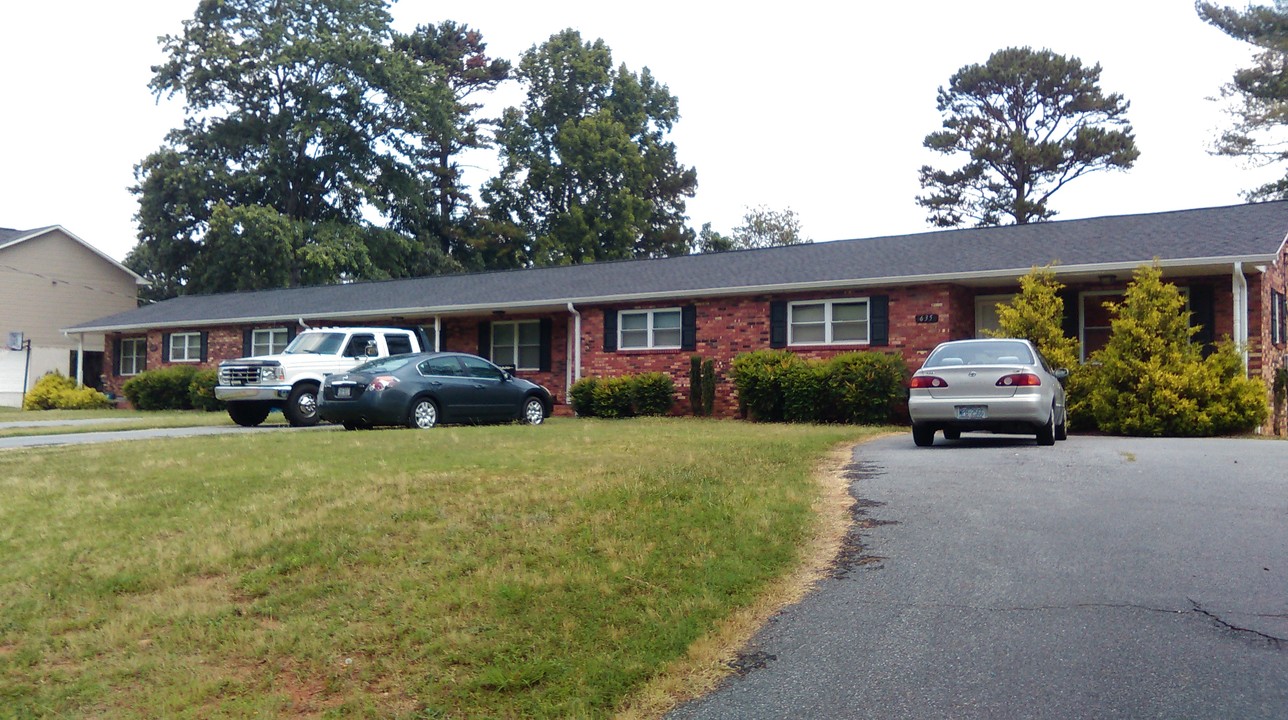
[915,313,940,324]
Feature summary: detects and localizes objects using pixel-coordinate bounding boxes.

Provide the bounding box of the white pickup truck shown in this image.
[215,326,427,427]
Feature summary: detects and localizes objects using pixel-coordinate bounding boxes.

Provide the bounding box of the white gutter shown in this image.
[1233,262,1249,371]
[566,302,581,402]
[433,316,441,352]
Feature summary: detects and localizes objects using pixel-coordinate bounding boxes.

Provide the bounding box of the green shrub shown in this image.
[729,350,804,421]
[689,355,704,416]
[591,376,636,418]
[631,372,675,417]
[730,350,908,425]
[1080,264,1268,436]
[188,369,224,412]
[782,363,827,423]
[569,377,600,417]
[122,365,201,411]
[824,352,910,424]
[700,358,717,417]
[571,373,676,418]
[22,371,112,410]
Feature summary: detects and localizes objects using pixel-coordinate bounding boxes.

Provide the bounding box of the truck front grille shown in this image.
[219,366,260,386]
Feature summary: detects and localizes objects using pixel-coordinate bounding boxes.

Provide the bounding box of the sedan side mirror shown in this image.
[1052,368,1069,380]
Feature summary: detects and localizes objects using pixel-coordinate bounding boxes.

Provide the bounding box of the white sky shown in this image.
[0,0,1277,263]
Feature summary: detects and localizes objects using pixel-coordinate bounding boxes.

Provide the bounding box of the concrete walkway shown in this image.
[0,422,329,450]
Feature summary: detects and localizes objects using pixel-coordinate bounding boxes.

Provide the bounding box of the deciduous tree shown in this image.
[1197,1,1288,200]
[697,206,810,253]
[483,29,698,266]
[128,0,460,299]
[917,47,1139,227]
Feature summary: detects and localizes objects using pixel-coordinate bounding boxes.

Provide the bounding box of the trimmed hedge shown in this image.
[570,372,676,418]
[22,371,112,410]
[122,366,222,411]
[188,369,224,412]
[730,349,909,424]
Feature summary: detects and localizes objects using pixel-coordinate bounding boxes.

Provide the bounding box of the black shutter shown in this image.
[478,322,492,361]
[681,305,697,351]
[769,301,788,348]
[870,295,889,346]
[242,329,253,357]
[200,332,209,363]
[1058,289,1079,341]
[112,337,122,377]
[286,325,297,343]
[539,318,553,372]
[1189,284,1216,356]
[161,333,171,363]
[140,337,147,371]
[603,309,618,352]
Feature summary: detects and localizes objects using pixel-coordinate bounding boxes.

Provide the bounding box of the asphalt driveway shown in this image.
[671,434,1288,719]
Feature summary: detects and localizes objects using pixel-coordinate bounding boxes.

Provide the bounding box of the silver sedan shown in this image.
[908,338,1068,447]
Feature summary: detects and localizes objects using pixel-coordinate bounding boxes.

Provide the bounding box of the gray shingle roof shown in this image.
[64,202,1288,333]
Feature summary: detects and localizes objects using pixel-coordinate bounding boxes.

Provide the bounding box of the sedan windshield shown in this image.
[923,340,1036,368]
[285,332,345,355]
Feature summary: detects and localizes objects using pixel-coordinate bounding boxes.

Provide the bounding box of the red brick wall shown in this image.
[1259,247,1288,434]
[100,269,1288,432]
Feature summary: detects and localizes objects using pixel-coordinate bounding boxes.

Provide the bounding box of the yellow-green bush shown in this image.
[22,371,112,410]
[1079,264,1267,436]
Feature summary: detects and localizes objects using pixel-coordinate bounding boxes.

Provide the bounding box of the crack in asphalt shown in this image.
[843,598,1287,649]
[1188,597,1286,648]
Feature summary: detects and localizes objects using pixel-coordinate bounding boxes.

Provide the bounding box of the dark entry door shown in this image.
[69,351,105,391]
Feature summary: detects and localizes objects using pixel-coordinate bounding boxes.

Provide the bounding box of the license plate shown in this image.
[336,386,352,399]
[955,405,987,420]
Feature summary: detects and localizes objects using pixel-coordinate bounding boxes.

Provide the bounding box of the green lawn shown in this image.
[0,417,878,718]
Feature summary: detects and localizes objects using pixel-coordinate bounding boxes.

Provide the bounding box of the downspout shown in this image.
[1234,262,1249,372]
[567,302,581,403]
[433,316,441,352]
[74,334,85,387]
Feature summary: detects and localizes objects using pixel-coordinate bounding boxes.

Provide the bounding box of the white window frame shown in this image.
[252,328,289,357]
[492,320,541,371]
[169,332,202,363]
[1272,290,1286,346]
[787,299,871,346]
[119,337,147,376]
[618,308,682,350]
[974,294,1015,338]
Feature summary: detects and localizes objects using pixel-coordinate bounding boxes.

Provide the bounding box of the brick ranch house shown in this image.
[65,202,1288,433]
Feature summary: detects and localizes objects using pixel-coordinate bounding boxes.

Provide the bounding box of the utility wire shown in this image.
[0,264,154,302]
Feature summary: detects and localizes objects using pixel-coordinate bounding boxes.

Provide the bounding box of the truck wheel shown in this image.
[227,402,271,427]
[285,383,321,427]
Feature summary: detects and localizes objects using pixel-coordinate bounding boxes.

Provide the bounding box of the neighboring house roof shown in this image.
[0,225,148,286]
[64,202,1288,333]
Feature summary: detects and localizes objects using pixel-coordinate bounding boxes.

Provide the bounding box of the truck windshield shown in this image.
[284,332,345,355]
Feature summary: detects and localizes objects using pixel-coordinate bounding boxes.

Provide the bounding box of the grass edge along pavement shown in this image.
[0,418,888,718]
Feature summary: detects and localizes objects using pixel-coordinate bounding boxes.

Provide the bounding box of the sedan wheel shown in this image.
[407,398,438,429]
[912,424,935,447]
[1036,409,1056,446]
[1055,406,1068,441]
[521,397,545,426]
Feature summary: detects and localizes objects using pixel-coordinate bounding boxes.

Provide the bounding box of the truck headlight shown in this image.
[259,366,284,382]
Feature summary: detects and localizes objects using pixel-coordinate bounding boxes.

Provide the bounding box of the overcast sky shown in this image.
[0,0,1276,263]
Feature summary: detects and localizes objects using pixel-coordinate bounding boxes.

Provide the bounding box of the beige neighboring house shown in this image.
[0,226,146,407]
